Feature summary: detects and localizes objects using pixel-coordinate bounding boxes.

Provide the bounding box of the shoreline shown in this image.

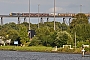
[0,46,90,55]
[0,49,90,55]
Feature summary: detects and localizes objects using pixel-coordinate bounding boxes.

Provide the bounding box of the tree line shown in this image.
[0,13,90,47]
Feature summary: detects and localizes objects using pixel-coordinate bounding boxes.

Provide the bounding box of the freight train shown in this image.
[9,13,90,17]
[9,13,49,17]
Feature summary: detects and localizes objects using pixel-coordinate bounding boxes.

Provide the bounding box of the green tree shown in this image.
[61,23,68,31]
[70,13,88,28]
[18,25,29,45]
[44,21,62,31]
[36,27,52,46]
[54,31,73,47]
[7,29,19,44]
[29,36,42,46]
[30,26,57,47]
[71,24,90,42]
[8,22,18,30]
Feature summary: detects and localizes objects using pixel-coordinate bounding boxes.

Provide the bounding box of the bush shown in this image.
[29,40,42,46]
[74,48,82,53]
[58,47,74,53]
[85,47,90,52]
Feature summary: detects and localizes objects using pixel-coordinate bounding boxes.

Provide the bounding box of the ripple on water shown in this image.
[0,51,90,60]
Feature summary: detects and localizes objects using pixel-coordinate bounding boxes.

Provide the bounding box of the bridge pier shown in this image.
[63,18,65,24]
[47,17,49,22]
[88,17,89,20]
[69,18,71,25]
[40,17,44,24]
[1,17,3,26]
[18,17,20,24]
[24,17,26,22]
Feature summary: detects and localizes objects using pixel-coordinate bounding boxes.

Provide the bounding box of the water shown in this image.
[0,51,90,60]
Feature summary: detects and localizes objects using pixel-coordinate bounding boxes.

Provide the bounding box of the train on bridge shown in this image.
[9,13,49,17]
[9,12,90,17]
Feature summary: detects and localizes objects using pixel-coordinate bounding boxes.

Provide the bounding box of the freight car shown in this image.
[58,13,76,17]
[22,13,49,17]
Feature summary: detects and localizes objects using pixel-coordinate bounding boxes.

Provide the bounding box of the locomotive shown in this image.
[9,13,22,16]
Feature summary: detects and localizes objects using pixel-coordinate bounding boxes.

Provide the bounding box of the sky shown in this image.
[0,0,90,24]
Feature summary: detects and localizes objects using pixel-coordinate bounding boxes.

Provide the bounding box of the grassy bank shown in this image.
[0,46,52,52]
[0,46,90,54]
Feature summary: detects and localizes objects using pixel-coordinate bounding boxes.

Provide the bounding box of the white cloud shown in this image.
[48,7,63,13]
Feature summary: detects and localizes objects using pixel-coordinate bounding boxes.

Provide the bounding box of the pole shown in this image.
[80,5,82,13]
[38,4,40,29]
[54,0,55,30]
[29,0,31,40]
[75,32,76,49]
[29,0,30,30]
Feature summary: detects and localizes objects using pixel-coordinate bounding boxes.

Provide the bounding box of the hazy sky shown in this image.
[0,0,90,24]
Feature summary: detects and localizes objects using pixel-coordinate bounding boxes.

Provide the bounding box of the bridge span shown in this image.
[0,13,90,25]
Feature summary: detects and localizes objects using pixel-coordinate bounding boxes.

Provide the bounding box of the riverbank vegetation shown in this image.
[0,46,52,52]
[0,13,90,53]
[0,46,89,54]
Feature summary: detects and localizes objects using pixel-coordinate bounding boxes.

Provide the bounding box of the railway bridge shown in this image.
[0,13,90,25]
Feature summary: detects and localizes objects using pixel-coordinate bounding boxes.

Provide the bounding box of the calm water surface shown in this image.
[0,51,90,60]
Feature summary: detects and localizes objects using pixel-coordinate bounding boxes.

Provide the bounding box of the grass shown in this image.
[0,46,89,54]
[0,46,53,52]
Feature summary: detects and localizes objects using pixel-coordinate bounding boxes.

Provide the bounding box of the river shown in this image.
[0,51,90,60]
